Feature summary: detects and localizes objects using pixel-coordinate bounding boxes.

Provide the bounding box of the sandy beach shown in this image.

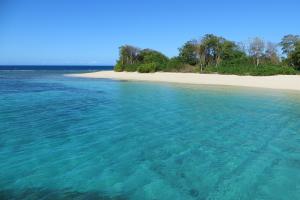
[68,71,300,91]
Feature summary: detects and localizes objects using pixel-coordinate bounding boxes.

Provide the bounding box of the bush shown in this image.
[250,65,296,76]
[114,63,140,72]
[164,57,184,72]
[139,50,169,71]
[137,63,157,73]
[114,62,123,72]
[288,43,300,70]
[123,64,139,72]
[204,64,296,76]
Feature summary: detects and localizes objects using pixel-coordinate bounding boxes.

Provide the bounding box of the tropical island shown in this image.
[70,34,300,91]
[114,34,300,75]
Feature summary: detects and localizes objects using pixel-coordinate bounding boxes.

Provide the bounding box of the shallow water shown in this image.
[1,70,300,200]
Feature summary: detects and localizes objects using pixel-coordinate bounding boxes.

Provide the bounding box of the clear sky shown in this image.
[0,0,299,65]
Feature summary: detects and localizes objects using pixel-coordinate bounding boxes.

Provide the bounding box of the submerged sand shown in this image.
[68,71,300,91]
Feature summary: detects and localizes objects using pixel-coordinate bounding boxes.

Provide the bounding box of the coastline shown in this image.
[67,71,300,91]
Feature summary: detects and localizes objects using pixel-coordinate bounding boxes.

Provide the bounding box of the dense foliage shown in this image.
[204,64,296,76]
[114,34,300,75]
[286,42,300,69]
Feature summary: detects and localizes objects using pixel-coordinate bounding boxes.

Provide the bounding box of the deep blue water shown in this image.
[0,65,113,71]
[1,70,300,200]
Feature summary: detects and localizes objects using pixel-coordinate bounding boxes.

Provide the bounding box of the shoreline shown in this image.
[67,71,300,91]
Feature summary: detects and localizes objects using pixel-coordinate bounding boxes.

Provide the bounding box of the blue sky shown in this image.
[0,0,299,65]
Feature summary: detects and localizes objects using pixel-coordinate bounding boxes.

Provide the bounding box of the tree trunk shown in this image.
[216,55,221,67]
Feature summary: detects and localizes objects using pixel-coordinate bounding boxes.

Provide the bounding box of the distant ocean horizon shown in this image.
[0,65,114,71]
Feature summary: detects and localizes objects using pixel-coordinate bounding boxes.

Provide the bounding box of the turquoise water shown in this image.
[1,71,300,200]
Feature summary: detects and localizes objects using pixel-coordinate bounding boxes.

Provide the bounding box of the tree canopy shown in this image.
[280,35,300,56]
[288,42,300,69]
[114,33,299,75]
[178,40,198,66]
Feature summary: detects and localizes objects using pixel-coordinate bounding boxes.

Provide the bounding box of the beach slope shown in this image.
[68,71,300,91]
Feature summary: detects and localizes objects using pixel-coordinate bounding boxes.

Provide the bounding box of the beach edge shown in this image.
[66,71,300,91]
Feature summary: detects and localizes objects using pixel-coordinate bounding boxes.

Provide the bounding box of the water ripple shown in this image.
[1,71,300,200]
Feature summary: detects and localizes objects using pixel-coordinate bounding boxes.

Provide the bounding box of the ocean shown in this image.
[0,65,114,71]
[1,68,300,200]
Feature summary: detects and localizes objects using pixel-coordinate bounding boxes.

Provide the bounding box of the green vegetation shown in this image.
[286,41,300,69]
[137,63,158,73]
[114,34,300,75]
[204,64,296,76]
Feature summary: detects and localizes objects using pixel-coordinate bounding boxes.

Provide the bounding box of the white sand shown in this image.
[68,71,300,91]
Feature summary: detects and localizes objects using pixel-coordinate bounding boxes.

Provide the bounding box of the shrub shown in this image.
[164,57,184,72]
[250,65,296,76]
[139,49,169,71]
[114,62,123,72]
[288,43,300,70]
[137,63,157,73]
[204,64,296,76]
[123,64,139,72]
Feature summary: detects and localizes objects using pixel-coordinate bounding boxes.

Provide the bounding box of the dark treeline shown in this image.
[115,34,300,75]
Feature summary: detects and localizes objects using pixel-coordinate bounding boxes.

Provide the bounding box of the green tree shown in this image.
[200,34,220,66]
[195,35,245,70]
[118,45,140,65]
[198,34,229,67]
[288,42,300,69]
[166,57,184,71]
[138,49,169,70]
[280,35,300,56]
[178,40,198,65]
[220,40,246,61]
[114,33,300,74]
